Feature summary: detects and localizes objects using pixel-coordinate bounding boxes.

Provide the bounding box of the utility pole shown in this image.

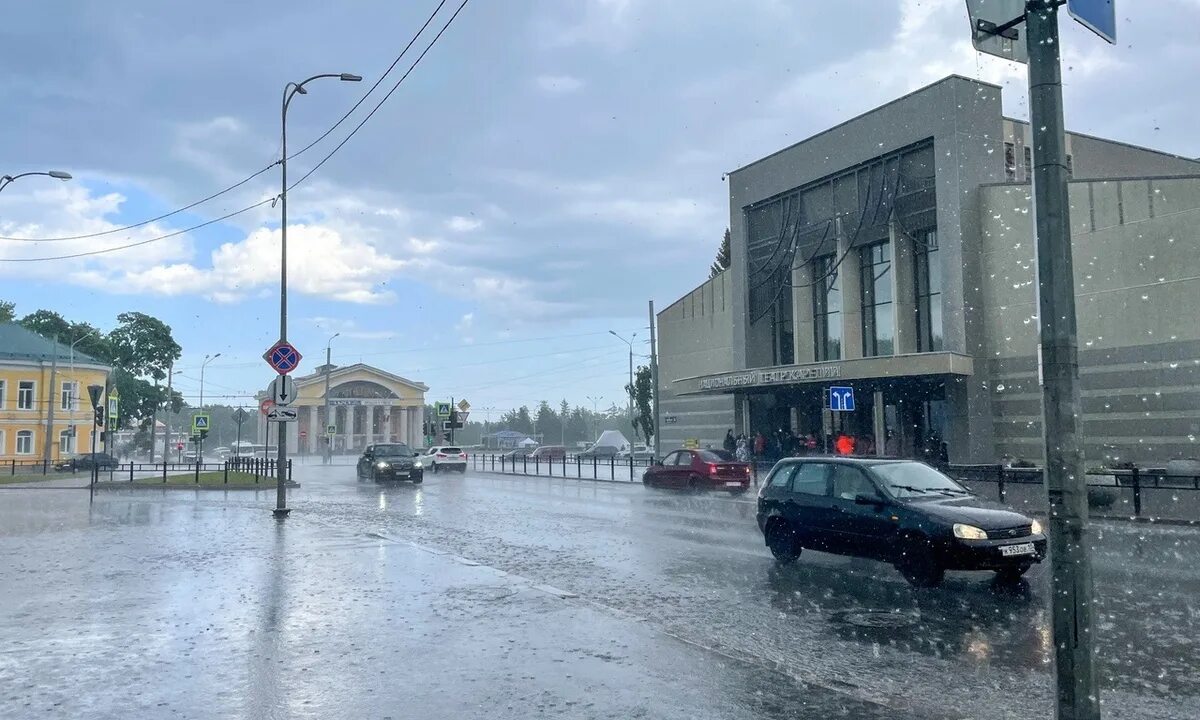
[42,338,59,468]
[163,365,174,463]
[323,333,339,464]
[648,300,659,462]
[1026,2,1099,717]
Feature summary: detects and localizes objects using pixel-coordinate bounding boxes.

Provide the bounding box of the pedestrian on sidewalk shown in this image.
[723,429,736,454]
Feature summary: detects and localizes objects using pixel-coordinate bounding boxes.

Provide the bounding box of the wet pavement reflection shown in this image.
[0,464,1196,719]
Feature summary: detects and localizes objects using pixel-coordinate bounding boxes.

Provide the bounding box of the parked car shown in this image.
[501,447,534,460]
[54,452,119,472]
[420,446,467,473]
[529,445,566,460]
[356,443,423,483]
[617,444,654,461]
[756,457,1047,587]
[578,445,620,459]
[643,449,750,494]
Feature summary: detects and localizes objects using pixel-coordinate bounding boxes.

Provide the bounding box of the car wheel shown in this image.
[994,564,1031,584]
[765,520,800,565]
[896,536,945,588]
[412,473,424,485]
[431,463,438,474]
[687,475,701,492]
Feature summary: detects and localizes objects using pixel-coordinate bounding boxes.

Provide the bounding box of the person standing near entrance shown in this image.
[753,431,766,460]
[723,429,736,454]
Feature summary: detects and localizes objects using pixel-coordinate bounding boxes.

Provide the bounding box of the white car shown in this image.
[420,446,467,473]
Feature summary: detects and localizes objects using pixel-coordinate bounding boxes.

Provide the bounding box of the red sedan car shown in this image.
[643,449,752,494]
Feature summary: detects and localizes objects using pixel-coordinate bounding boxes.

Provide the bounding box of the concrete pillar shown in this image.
[872,390,886,457]
[891,221,918,354]
[384,407,393,443]
[839,227,864,359]
[409,407,420,447]
[792,258,815,364]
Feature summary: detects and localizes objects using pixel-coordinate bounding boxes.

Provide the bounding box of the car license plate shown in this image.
[1000,542,1035,557]
[724,481,743,487]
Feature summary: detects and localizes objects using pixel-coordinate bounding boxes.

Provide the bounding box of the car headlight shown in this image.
[376,461,389,469]
[953,523,988,540]
[1030,519,1043,536]
[414,461,423,469]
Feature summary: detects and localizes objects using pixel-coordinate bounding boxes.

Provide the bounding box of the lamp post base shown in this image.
[272,508,291,518]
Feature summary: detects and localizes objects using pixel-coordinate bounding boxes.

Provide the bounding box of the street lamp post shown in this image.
[199,353,221,460]
[322,332,340,464]
[276,72,361,516]
[608,330,637,429]
[0,170,71,194]
[586,395,602,443]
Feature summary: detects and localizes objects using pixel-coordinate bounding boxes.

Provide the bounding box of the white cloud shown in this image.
[535,74,585,94]
[75,222,406,304]
[307,316,397,341]
[446,215,483,232]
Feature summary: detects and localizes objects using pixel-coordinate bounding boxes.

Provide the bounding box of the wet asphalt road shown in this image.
[1,464,1197,719]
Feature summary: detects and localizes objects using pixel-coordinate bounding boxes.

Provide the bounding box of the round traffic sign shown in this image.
[176,442,184,451]
[299,430,308,439]
[260,398,275,416]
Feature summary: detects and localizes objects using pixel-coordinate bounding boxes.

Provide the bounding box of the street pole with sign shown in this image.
[967,2,1113,717]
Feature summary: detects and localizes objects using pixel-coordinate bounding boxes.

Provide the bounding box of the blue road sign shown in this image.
[263,341,303,374]
[1068,0,1115,44]
[829,386,855,412]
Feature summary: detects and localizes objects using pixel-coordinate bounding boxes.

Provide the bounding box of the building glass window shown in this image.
[61,381,78,411]
[18,381,35,410]
[0,380,5,409]
[1004,142,1016,182]
[16,430,34,455]
[860,241,894,357]
[59,428,76,455]
[772,295,794,366]
[1023,145,1033,182]
[812,254,842,361]
[915,229,943,352]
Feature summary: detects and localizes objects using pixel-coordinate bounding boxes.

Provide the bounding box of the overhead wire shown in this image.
[0,0,466,253]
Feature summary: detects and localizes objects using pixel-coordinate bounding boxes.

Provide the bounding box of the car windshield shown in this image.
[697,450,734,462]
[872,462,970,499]
[373,444,411,457]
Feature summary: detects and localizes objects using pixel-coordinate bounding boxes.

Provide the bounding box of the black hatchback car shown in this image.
[54,453,119,472]
[756,457,1046,587]
[356,443,423,483]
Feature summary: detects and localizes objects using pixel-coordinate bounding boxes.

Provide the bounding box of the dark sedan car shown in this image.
[356,443,423,483]
[644,449,751,495]
[756,457,1046,587]
[54,453,119,472]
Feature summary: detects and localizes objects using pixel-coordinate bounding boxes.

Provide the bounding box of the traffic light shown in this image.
[94,406,105,427]
[198,428,209,441]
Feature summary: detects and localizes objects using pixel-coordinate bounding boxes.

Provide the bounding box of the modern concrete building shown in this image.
[657,75,1200,466]
[256,363,428,454]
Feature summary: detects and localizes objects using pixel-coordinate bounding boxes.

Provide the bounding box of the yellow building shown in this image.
[0,323,111,464]
[256,363,428,455]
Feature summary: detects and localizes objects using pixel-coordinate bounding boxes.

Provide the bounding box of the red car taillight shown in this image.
[708,464,719,475]
[436,453,447,458]
[458,453,466,459]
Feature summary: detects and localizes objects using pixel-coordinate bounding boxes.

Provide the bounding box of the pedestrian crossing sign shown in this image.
[192,414,210,432]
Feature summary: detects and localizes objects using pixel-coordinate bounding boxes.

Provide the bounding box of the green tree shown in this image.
[566,407,588,446]
[709,228,731,278]
[19,309,71,340]
[535,400,561,443]
[108,311,182,381]
[0,300,15,323]
[626,365,654,443]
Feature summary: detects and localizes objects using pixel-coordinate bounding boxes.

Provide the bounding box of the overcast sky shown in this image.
[2,0,1197,416]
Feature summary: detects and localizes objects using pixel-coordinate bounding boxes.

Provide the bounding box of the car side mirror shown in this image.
[413,452,421,457]
[855,493,885,506]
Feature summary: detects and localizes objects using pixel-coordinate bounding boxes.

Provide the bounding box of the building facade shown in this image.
[658,75,1200,466]
[0,323,111,463]
[255,363,427,454]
